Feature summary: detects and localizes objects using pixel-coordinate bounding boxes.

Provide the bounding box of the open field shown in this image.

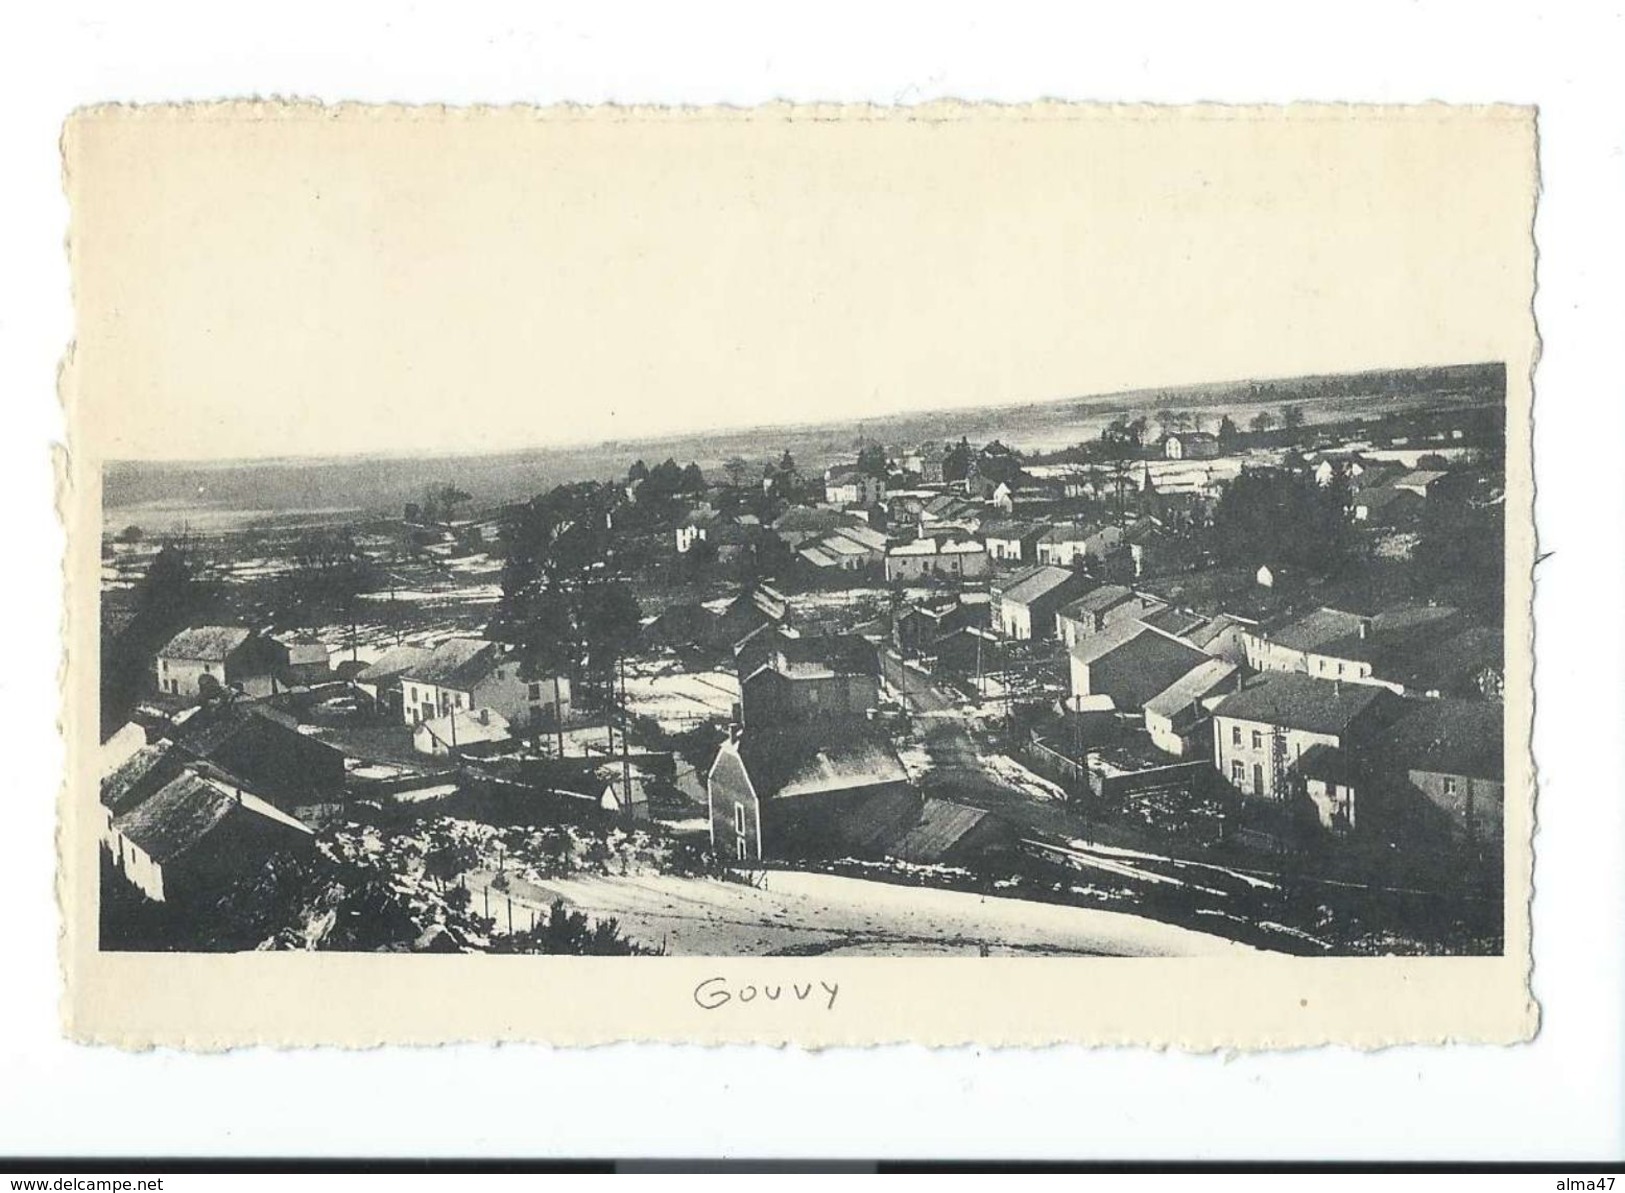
[464,867,1253,957]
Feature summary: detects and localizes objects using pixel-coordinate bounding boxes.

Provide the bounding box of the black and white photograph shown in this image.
[82,106,1524,966]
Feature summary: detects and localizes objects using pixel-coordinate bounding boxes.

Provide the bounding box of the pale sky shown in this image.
[67,105,1535,462]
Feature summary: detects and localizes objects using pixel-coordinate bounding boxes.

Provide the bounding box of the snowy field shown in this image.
[478,868,1253,957]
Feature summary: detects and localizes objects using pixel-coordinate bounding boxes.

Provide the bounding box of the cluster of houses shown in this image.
[685,431,1504,863]
[101,413,1505,923]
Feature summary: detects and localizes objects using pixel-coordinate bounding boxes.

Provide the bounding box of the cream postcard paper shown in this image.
[61,103,1536,1048]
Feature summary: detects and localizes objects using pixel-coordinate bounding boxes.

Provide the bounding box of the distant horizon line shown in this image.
[101,357,1506,472]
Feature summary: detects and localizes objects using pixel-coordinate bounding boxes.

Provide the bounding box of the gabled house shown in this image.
[99,742,186,846]
[1393,469,1449,498]
[1143,657,1241,757]
[173,703,346,815]
[1210,673,1397,802]
[108,768,315,904]
[990,564,1094,640]
[1384,699,1504,846]
[279,639,332,686]
[155,626,287,701]
[738,634,879,729]
[707,724,918,863]
[399,637,570,732]
[1243,604,1461,692]
[1055,585,1165,649]
[772,506,857,549]
[1034,522,1125,569]
[1067,621,1211,713]
[882,536,989,583]
[892,592,988,657]
[980,519,1049,564]
[675,507,723,553]
[1163,432,1220,461]
[824,469,885,508]
[353,643,436,718]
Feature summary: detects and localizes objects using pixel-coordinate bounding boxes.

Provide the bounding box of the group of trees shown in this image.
[278,529,378,629]
[488,483,643,756]
[100,537,223,737]
[1208,467,1357,577]
[405,482,472,526]
[628,456,706,496]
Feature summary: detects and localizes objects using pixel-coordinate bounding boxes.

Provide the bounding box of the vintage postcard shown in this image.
[60,102,1538,1048]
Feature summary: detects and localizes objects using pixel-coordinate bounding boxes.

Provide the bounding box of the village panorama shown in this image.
[96,362,1508,958]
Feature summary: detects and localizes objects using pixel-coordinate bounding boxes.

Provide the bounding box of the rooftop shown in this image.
[1058,585,1134,619]
[113,770,310,864]
[157,626,253,662]
[1213,673,1392,736]
[1386,699,1503,780]
[995,564,1082,607]
[1144,658,1241,719]
[734,725,909,801]
[401,638,500,688]
[355,643,435,684]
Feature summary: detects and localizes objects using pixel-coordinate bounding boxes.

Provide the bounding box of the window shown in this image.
[528,682,543,701]
[1231,725,1242,746]
[736,837,747,862]
[1443,776,1458,796]
[1251,730,1263,750]
[734,804,745,834]
[1253,763,1264,793]
[1231,761,1244,783]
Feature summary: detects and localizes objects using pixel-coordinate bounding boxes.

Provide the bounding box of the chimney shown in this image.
[1358,617,1372,640]
[728,722,743,745]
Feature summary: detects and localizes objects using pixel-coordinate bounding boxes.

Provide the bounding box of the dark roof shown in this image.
[1140,605,1208,637]
[355,643,435,684]
[995,564,1081,606]
[1355,485,1419,513]
[112,771,309,863]
[1058,585,1133,620]
[1296,743,1363,787]
[157,626,253,662]
[1268,604,1461,667]
[743,632,877,682]
[113,772,241,862]
[1386,699,1503,780]
[175,702,340,765]
[100,743,182,815]
[1213,673,1392,735]
[774,506,851,533]
[735,725,908,801]
[401,638,499,688]
[889,799,1006,864]
[1392,626,1503,693]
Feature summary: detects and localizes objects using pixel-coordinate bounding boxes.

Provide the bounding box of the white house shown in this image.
[155,626,286,700]
[824,470,885,507]
[1035,523,1124,569]
[399,638,571,731]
